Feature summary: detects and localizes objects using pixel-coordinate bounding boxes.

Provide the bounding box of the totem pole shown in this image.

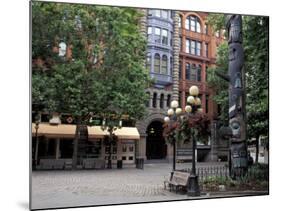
[226,15,248,178]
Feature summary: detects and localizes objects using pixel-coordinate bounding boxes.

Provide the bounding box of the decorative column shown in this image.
[156,94,161,109]
[163,95,168,110]
[172,11,180,101]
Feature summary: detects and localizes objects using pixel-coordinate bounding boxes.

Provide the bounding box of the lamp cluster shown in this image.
[164,85,202,123]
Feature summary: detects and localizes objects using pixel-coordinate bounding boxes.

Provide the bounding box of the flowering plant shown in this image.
[163,113,211,145]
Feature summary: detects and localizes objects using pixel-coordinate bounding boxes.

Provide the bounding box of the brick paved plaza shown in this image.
[31,162,229,210]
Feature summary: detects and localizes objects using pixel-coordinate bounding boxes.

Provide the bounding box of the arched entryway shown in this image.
[146,120,167,159]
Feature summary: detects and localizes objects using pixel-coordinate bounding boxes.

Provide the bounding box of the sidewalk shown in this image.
[31,162,267,210]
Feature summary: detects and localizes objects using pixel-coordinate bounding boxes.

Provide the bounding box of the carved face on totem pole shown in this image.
[229,117,245,141]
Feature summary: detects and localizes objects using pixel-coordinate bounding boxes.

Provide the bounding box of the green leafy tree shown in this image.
[206,41,229,123]
[32,2,150,168]
[244,16,269,162]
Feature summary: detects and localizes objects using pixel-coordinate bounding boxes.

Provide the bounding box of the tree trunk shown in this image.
[255,134,260,163]
[107,130,113,169]
[72,117,81,169]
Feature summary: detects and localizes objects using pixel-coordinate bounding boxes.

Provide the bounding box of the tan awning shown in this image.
[32,123,76,138]
[32,123,140,140]
[88,126,140,140]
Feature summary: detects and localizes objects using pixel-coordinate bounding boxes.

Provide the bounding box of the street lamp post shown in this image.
[186,86,201,197]
[164,85,202,196]
[164,100,182,171]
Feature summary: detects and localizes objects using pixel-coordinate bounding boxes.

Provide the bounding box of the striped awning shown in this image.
[32,123,140,140]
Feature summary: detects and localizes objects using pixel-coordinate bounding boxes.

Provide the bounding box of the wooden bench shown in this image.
[164,171,190,193]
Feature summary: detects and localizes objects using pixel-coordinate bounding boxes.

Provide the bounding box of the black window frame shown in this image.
[186,15,201,33]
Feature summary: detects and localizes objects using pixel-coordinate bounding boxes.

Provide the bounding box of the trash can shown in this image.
[117,160,122,169]
[136,158,144,169]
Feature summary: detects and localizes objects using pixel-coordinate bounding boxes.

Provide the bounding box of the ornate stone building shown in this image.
[136,10,229,163]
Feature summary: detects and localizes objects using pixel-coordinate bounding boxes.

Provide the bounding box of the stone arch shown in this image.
[137,112,166,136]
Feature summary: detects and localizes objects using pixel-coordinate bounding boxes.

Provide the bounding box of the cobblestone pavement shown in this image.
[31,162,227,210]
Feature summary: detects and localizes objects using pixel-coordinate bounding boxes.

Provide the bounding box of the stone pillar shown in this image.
[148,92,153,108]
[210,120,219,162]
[156,95,161,109]
[55,138,60,159]
[172,11,180,101]
[164,95,168,110]
[138,136,147,160]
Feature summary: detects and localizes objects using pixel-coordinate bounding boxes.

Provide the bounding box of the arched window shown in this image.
[160,94,164,108]
[146,92,150,107]
[59,42,66,57]
[146,53,151,71]
[186,15,201,33]
[154,54,160,73]
[166,94,171,107]
[153,93,157,108]
[185,16,190,30]
[185,63,190,80]
[196,19,201,33]
[161,55,168,74]
[197,65,202,81]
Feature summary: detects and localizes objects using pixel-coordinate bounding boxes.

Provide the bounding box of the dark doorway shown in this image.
[146,121,167,159]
